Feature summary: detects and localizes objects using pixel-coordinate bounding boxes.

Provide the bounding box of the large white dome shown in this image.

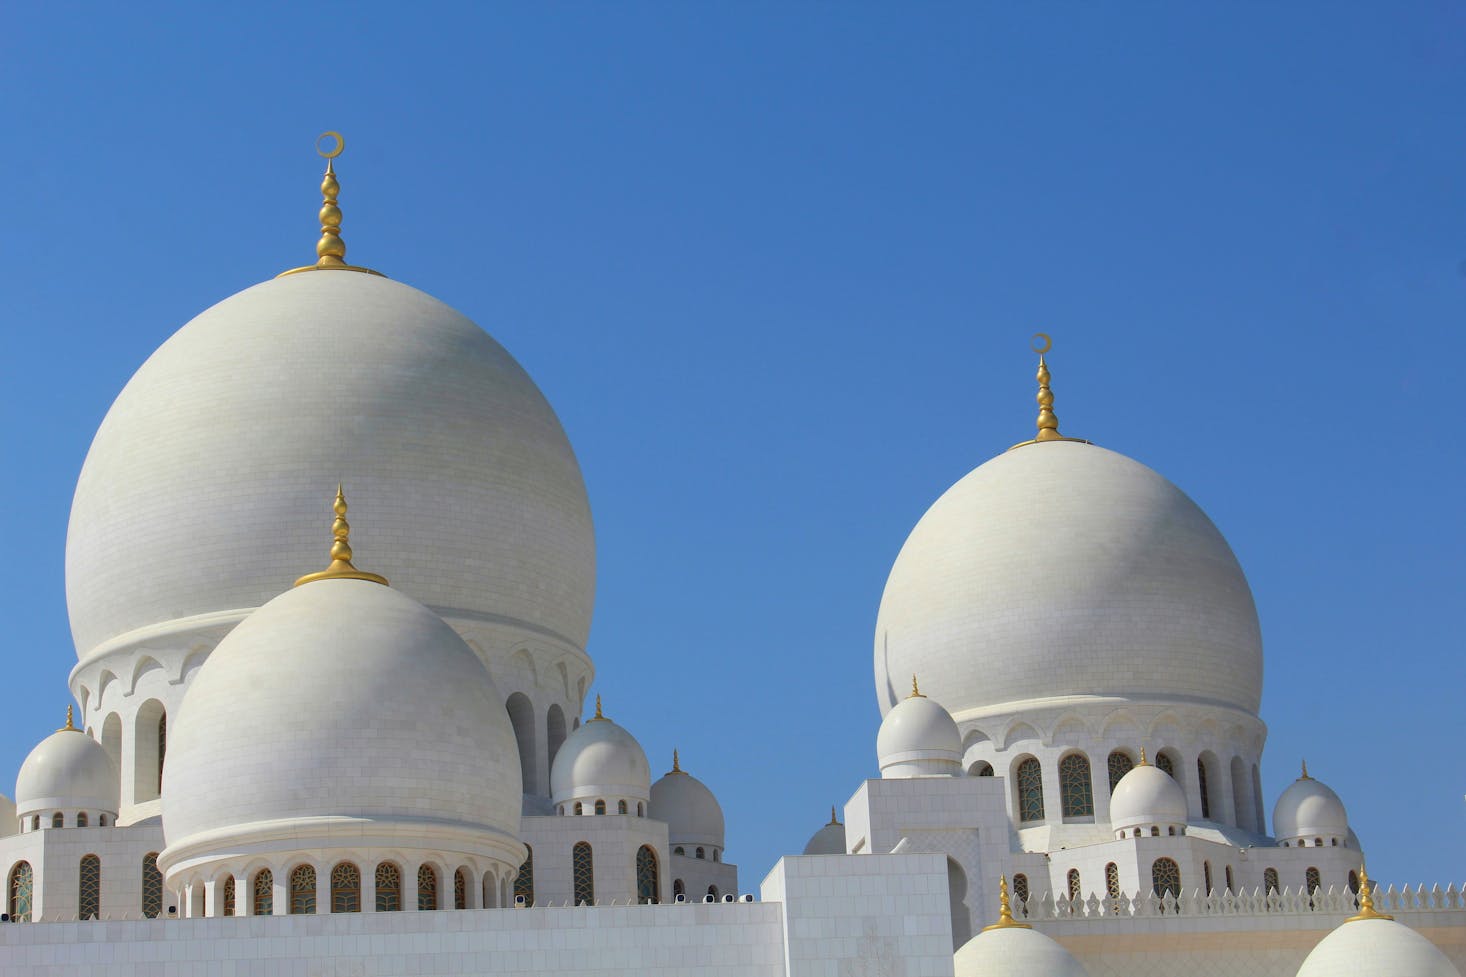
[875,440,1262,719]
[1295,916,1460,977]
[159,577,523,874]
[954,924,1089,977]
[66,271,594,662]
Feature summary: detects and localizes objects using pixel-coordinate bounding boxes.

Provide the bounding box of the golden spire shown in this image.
[294,484,390,587]
[909,674,925,698]
[828,806,841,825]
[278,132,385,278]
[58,705,77,732]
[1300,759,1311,780]
[982,875,1032,931]
[1010,333,1090,450]
[670,749,684,774]
[589,695,607,722]
[1346,864,1393,922]
[1137,747,1149,766]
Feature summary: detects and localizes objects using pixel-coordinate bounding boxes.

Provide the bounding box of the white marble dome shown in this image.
[1273,768,1349,846]
[802,813,846,856]
[15,722,119,817]
[66,271,594,663]
[159,577,524,876]
[876,685,962,778]
[1295,916,1460,977]
[875,440,1262,719]
[1109,757,1188,837]
[650,756,725,849]
[954,923,1089,977]
[550,703,651,810]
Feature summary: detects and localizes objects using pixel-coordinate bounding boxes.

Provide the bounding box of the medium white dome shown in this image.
[954,924,1089,977]
[159,577,523,875]
[1273,768,1349,844]
[549,703,651,808]
[15,723,119,816]
[1296,916,1459,977]
[875,441,1262,719]
[876,686,961,778]
[802,812,846,855]
[1109,759,1187,836]
[67,271,594,663]
[650,755,725,849]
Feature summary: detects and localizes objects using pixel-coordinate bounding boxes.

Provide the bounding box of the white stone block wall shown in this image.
[0,823,166,921]
[668,851,739,903]
[520,811,670,906]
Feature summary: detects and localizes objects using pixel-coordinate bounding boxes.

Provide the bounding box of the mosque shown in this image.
[0,135,1461,977]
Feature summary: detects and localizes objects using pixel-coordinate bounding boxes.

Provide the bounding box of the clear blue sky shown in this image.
[3,3,1462,886]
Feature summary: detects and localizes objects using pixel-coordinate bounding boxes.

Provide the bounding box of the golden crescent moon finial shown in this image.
[1031,332,1052,355]
[316,131,345,159]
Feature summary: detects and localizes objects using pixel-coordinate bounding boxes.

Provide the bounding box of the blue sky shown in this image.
[2,3,1463,885]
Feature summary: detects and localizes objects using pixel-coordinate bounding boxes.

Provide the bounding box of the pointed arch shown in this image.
[505,693,537,794]
[546,704,567,775]
[1058,752,1093,818]
[572,842,594,906]
[141,853,163,918]
[8,862,33,921]
[999,722,1041,751]
[514,846,534,906]
[1014,756,1044,822]
[635,845,659,904]
[79,855,101,920]
[128,656,166,695]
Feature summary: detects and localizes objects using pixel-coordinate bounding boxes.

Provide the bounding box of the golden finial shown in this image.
[982,875,1032,931]
[589,695,607,722]
[909,674,925,698]
[58,705,77,732]
[828,806,841,825]
[1300,759,1311,780]
[1010,334,1090,450]
[1346,864,1393,922]
[278,132,385,278]
[671,749,684,774]
[1137,747,1149,766]
[294,484,390,587]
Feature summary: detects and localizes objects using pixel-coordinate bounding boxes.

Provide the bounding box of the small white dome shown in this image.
[876,684,961,778]
[954,924,1089,977]
[802,812,846,855]
[1296,916,1459,977]
[160,577,523,876]
[550,701,651,808]
[1273,766,1349,845]
[15,719,119,817]
[650,754,725,849]
[875,441,1262,720]
[1109,758,1187,837]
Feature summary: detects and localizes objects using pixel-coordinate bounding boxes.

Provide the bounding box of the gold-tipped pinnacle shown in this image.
[1010,334,1090,450]
[671,749,683,774]
[1346,864,1393,922]
[59,704,77,732]
[982,875,1032,930]
[829,806,840,825]
[1300,759,1311,780]
[1138,747,1149,766]
[910,674,925,698]
[278,132,385,278]
[294,485,389,587]
[589,695,607,722]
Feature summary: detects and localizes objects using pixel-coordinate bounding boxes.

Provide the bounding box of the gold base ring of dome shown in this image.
[276,264,387,279]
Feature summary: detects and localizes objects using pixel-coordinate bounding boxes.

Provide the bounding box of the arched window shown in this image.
[1348,870,1359,894]
[674,846,685,856]
[1155,752,1176,779]
[546,704,567,774]
[1203,861,1213,895]
[1151,858,1181,900]
[506,693,537,794]
[1067,868,1081,900]
[1306,867,1321,893]
[253,869,273,916]
[1016,758,1045,822]
[1059,753,1093,818]
[78,855,100,920]
[707,884,719,899]
[52,812,63,829]
[594,799,607,816]
[418,865,438,911]
[289,865,315,915]
[637,802,645,816]
[1224,865,1234,894]
[673,879,685,898]
[76,812,88,828]
[99,815,106,826]
[713,850,720,862]
[30,815,38,832]
[454,869,467,910]
[515,847,534,906]
[969,761,994,777]
[1011,874,1029,916]
[222,876,236,917]
[695,847,705,859]
[330,862,360,913]
[1196,758,1212,819]
[572,842,594,906]
[1105,863,1120,900]
[9,862,33,922]
[141,853,163,918]
[1107,750,1134,793]
[574,802,583,816]
[636,845,659,905]
[1264,868,1279,894]
[1152,826,1160,837]
[618,800,628,815]
[375,863,401,912]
